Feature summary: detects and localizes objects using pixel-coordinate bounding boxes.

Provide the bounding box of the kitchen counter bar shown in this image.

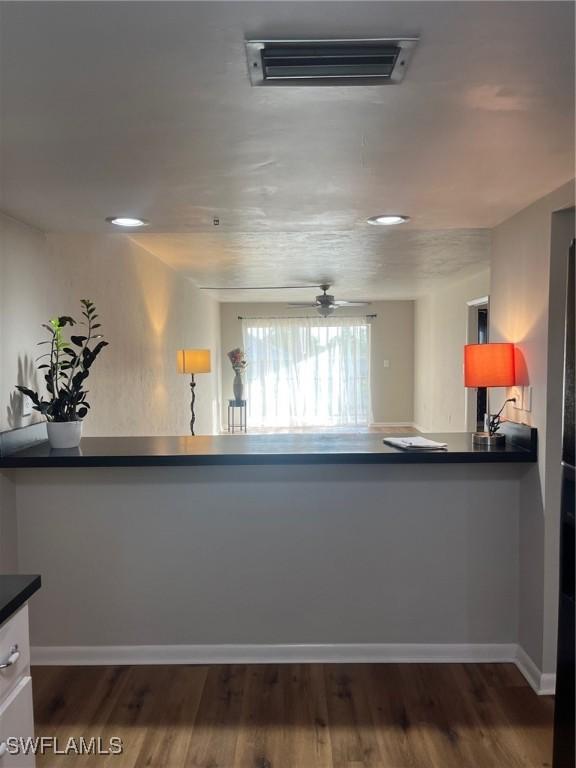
[0,423,536,468]
[0,575,41,627]
[6,422,536,659]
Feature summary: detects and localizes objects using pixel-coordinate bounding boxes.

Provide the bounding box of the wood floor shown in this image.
[32,663,553,767]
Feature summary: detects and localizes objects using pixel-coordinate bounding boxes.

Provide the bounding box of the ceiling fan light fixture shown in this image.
[106,216,149,228]
[367,215,409,226]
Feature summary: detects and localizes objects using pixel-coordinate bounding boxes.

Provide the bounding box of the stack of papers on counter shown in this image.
[383,437,448,451]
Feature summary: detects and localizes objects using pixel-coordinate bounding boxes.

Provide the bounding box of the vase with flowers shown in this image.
[227,348,247,402]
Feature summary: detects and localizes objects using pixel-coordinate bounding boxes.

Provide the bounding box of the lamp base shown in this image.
[473,431,505,448]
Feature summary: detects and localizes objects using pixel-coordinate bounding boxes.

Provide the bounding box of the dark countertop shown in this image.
[0,575,41,626]
[0,423,537,468]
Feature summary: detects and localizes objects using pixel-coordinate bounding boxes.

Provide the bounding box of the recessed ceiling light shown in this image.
[105,216,149,228]
[367,215,410,226]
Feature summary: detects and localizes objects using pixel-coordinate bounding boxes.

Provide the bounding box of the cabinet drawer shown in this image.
[0,608,30,706]
[0,676,35,767]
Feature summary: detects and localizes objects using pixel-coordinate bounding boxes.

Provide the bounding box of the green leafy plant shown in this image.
[16,299,108,422]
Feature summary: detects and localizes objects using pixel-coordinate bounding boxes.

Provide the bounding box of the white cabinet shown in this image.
[0,608,35,768]
[0,608,31,706]
[0,678,35,767]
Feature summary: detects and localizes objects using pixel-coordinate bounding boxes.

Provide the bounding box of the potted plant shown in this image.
[16,299,108,449]
[227,347,247,402]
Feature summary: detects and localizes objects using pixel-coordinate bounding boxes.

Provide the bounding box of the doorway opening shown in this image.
[466,297,490,431]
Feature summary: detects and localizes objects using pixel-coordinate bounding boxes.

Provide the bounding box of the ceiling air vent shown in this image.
[245,38,418,86]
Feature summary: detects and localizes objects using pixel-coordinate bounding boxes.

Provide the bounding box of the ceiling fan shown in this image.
[288,284,370,317]
[199,282,370,317]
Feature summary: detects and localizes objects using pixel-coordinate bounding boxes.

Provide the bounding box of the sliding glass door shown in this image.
[242,317,371,428]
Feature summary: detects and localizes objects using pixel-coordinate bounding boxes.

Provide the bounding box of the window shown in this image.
[242,317,371,428]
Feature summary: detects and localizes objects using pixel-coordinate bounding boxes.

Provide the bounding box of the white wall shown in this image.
[16,463,521,651]
[0,214,47,432]
[414,267,491,432]
[0,213,221,437]
[0,215,47,573]
[489,180,575,674]
[0,475,17,574]
[220,301,415,429]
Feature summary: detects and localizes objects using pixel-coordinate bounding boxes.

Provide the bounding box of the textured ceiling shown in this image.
[132,228,491,300]
[0,1,573,298]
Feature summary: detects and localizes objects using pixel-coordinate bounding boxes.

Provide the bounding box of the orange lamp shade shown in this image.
[177,349,211,374]
[464,343,515,388]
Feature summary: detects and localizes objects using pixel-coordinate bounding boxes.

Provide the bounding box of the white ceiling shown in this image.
[132,228,491,300]
[0,1,573,299]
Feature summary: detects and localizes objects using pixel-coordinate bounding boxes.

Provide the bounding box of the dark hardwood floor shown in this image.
[32,663,554,767]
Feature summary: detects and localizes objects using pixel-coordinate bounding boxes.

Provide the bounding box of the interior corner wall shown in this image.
[0,213,48,433]
[219,301,414,429]
[413,267,491,433]
[0,213,45,574]
[0,213,221,437]
[0,474,17,574]
[489,179,575,674]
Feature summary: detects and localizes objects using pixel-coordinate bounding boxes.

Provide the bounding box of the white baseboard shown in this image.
[32,642,555,695]
[32,642,517,667]
[515,645,556,696]
[370,422,416,428]
[538,674,556,696]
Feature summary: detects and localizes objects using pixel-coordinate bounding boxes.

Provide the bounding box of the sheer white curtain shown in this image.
[242,317,371,428]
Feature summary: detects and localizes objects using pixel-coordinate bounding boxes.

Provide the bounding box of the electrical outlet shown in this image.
[20,392,32,417]
[522,386,532,412]
[383,360,390,368]
[510,386,522,410]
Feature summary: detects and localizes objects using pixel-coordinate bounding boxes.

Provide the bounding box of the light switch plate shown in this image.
[383,360,390,368]
[20,392,32,417]
[522,386,532,412]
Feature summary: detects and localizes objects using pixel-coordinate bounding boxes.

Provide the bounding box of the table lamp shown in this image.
[464,342,516,447]
[177,349,211,435]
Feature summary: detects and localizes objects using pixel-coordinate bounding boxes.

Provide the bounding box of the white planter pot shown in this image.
[47,421,83,449]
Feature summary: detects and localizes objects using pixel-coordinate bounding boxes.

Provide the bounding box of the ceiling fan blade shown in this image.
[332,300,371,307]
[199,284,321,291]
[287,303,320,308]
